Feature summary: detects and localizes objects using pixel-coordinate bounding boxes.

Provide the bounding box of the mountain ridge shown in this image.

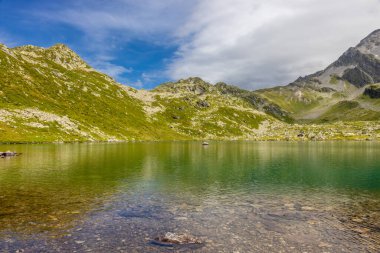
[0,31,379,143]
[257,29,380,122]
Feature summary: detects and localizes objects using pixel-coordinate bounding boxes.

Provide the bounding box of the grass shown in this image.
[315,101,380,123]
[257,87,324,114]
[329,74,340,85]
[0,44,379,143]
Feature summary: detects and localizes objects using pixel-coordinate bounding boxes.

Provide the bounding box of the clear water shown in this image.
[0,141,379,252]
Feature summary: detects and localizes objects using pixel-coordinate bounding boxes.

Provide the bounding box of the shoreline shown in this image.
[0,138,379,145]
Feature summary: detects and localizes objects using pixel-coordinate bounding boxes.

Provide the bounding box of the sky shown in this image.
[1,0,380,90]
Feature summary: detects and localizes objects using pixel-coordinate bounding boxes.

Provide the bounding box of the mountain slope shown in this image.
[256,29,380,122]
[129,77,279,139]
[0,44,283,142]
[131,77,380,141]
[0,43,182,142]
[0,39,379,143]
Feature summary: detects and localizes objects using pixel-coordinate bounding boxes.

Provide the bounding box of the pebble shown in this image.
[351,227,370,235]
[301,206,315,211]
[351,217,363,223]
[174,217,188,220]
[318,242,332,248]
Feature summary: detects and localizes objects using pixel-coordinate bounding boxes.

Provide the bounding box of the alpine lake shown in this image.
[0,141,379,252]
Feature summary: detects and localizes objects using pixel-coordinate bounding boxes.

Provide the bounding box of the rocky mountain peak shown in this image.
[50,43,71,50]
[290,29,380,88]
[153,77,215,95]
[356,29,380,59]
[178,77,211,86]
[45,43,91,70]
[11,43,91,71]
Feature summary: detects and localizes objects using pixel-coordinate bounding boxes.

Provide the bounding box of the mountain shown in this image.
[0,44,287,142]
[256,29,380,122]
[0,31,379,143]
[0,43,181,142]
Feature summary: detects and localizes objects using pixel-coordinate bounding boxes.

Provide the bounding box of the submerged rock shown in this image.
[154,232,203,245]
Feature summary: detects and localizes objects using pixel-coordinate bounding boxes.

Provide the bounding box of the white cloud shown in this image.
[168,0,380,89]
[30,0,380,89]
[94,61,133,82]
[38,0,196,47]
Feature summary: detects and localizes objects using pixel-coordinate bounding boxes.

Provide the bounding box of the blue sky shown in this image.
[1,0,380,89]
[0,0,190,88]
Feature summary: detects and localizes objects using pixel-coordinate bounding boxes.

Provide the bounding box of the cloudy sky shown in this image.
[1,0,380,89]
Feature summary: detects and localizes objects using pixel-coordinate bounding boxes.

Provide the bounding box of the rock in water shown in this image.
[202,142,209,146]
[154,232,203,245]
[0,151,21,157]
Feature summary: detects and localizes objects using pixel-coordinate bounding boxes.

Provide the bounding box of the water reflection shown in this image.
[0,141,379,252]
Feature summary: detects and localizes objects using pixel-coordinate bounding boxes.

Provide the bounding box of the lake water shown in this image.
[0,141,379,252]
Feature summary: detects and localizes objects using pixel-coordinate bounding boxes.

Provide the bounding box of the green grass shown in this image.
[1,44,379,143]
[257,87,324,114]
[329,74,340,85]
[0,46,175,142]
[315,101,380,123]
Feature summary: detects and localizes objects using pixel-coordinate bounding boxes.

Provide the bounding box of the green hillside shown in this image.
[0,43,180,142]
[255,29,380,123]
[0,43,379,143]
[0,44,276,142]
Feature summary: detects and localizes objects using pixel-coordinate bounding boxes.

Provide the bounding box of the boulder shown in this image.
[0,151,21,157]
[196,100,210,108]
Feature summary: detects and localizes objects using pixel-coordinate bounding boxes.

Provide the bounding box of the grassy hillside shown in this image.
[133,77,276,139]
[0,43,379,143]
[0,45,278,142]
[316,100,380,123]
[256,82,380,123]
[0,44,182,142]
[254,30,380,123]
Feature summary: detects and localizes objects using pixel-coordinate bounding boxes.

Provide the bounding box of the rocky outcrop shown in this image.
[342,67,374,87]
[154,77,212,95]
[215,82,293,122]
[364,84,380,98]
[335,48,379,86]
[242,93,293,122]
[356,29,380,59]
[13,43,91,71]
[196,100,210,108]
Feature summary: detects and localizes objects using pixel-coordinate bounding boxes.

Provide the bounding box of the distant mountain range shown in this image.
[257,29,380,122]
[0,30,379,143]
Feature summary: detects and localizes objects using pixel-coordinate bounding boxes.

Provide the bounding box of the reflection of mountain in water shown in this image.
[0,142,379,236]
[0,143,145,234]
[138,141,380,192]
